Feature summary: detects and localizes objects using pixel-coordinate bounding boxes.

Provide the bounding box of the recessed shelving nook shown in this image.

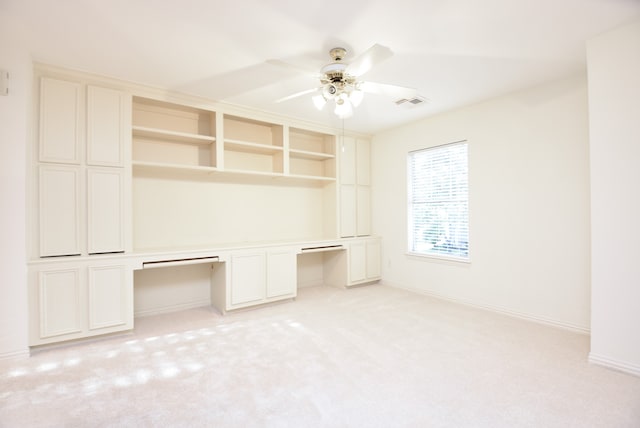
[222,114,284,176]
[132,97,217,172]
[130,97,337,183]
[289,127,336,181]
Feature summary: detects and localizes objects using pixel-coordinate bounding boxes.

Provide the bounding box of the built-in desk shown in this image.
[131,238,378,315]
[28,237,380,347]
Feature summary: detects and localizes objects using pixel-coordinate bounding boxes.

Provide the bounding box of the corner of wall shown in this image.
[0,14,33,357]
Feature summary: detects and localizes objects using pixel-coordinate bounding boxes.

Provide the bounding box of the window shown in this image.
[408,141,469,260]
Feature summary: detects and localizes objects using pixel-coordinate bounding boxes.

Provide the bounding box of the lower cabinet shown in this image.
[266,248,298,298]
[29,260,133,346]
[230,251,266,306]
[228,246,297,310]
[348,238,381,286]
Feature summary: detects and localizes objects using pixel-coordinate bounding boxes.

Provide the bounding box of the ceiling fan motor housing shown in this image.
[329,47,347,61]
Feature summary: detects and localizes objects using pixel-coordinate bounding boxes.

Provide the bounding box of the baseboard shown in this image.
[0,348,30,360]
[589,353,640,377]
[134,299,211,318]
[384,281,590,335]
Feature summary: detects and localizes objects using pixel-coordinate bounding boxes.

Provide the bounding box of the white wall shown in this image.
[587,19,640,375]
[133,177,330,250]
[0,15,31,358]
[372,74,591,332]
[134,264,212,317]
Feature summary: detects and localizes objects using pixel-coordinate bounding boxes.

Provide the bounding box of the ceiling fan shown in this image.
[273,44,418,119]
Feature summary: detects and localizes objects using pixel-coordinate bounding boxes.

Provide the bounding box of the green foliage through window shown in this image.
[408,142,469,259]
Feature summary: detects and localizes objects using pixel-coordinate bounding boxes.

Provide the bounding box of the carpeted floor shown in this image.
[1,284,639,427]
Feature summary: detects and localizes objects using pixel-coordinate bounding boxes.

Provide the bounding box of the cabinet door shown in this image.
[340,137,371,237]
[39,165,81,257]
[366,239,381,279]
[339,136,356,184]
[87,168,125,254]
[37,267,83,339]
[340,184,356,238]
[39,77,82,164]
[88,264,132,330]
[349,241,367,283]
[230,252,266,305]
[266,249,297,298]
[356,139,371,185]
[356,185,371,236]
[87,86,129,167]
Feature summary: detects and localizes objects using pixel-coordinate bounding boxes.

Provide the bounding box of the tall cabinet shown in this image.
[30,76,133,346]
[339,136,371,237]
[338,136,381,286]
[38,78,129,257]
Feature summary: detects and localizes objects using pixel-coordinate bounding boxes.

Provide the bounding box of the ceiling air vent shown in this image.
[395,96,427,106]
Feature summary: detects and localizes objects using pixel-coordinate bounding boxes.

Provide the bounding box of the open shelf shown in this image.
[289,148,336,161]
[225,139,284,155]
[223,115,285,175]
[132,126,215,145]
[289,127,336,180]
[132,160,218,175]
[132,97,217,169]
[287,173,336,182]
[131,98,341,184]
[223,115,283,148]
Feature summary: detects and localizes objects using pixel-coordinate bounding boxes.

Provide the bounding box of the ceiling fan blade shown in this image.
[360,81,417,100]
[275,87,320,103]
[267,59,319,78]
[346,44,394,77]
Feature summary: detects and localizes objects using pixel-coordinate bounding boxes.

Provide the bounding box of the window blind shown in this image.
[408,141,469,259]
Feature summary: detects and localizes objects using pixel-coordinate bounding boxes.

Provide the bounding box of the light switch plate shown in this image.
[0,70,8,96]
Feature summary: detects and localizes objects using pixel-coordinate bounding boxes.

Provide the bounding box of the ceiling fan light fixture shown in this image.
[316,81,362,118]
[312,94,327,110]
[322,83,338,99]
[275,44,416,120]
[349,88,364,107]
[334,97,353,118]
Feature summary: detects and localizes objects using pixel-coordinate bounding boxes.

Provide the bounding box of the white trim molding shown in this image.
[134,299,212,318]
[589,353,640,378]
[0,349,30,361]
[385,281,590,335]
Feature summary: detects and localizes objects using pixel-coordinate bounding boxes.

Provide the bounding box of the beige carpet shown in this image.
[1,284,639,427]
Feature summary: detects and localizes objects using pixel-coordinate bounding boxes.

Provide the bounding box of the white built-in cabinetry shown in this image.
[339,136,371,237]
[131,97,336,182]
[29,65,381,348]
[31,75,132,345]
[87,167,125,254]
[29,261,133,345]
[266,248,298,298]
[289,127,336,181]
[321,236,382,288]
[37,77,130,257]
[39,164,81,257]
[222,246,297,311]
[38,78,82,164]
[132,97,217,171]
[348,238,381,285]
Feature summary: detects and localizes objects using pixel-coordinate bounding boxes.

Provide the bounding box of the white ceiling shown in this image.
[3,0,640,134]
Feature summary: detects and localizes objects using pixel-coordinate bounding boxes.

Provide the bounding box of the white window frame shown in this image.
[407,141,469,262]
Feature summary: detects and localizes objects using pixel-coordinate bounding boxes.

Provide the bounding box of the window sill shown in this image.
[406,251,471,265]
